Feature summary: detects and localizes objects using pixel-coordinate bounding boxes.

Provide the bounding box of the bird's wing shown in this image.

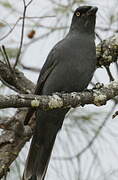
[35,48,58,94]
[24,47,58,125]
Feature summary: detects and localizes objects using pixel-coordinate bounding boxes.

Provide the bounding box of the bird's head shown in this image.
[70,6,98,34]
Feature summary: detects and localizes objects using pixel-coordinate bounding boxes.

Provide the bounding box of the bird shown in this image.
[23,5,98,180]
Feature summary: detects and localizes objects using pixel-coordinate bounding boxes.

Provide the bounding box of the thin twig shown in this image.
[0,18,22,41]
[25,15,56,19]
[26,0,34,7]
[112,110,118,119]
[105,66,114,81]
[0,76,20,93]
[13,0,34,68]
[79,104,116,158]
[0,15,56,41]
[21,63,41,72]
[13,2,26,68]
[1,45,13,73]
[95,32,102,42]
[22,0,26,6]
[53,103,116,160]
[0,47,7,63]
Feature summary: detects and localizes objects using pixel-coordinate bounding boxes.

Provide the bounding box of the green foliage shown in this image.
[0,48,18,59]
[0,2,12,9]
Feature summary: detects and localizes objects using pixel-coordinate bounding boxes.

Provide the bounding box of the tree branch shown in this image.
[0,61,34,93]
[0,81,117,110]
[0,109,34,178]
[96,34,118,67]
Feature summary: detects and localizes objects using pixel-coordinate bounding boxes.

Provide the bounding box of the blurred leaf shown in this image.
[5,48,18,58]
[54,6,71,14]
[0,20,11,38]
[0,22,6,28]
[0,2,12,9]
[0,48,18,59]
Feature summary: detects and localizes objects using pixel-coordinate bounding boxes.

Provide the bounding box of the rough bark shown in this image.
[0,81,117,110]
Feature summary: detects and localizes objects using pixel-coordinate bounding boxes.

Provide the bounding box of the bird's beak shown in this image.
[87,7,98,15]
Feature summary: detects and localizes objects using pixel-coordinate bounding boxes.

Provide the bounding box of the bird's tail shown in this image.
[22,133,56,180]
[23,108,68,180]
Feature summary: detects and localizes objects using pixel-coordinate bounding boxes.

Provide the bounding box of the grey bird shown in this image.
[23,6,98,180]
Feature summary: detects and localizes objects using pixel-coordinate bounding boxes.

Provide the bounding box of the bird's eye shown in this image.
[76,11,81,16]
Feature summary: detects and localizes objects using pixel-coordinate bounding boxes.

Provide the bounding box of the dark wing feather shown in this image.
[24,48,58,125]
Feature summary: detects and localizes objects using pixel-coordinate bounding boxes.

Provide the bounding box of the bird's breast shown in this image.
[42,37,96,94]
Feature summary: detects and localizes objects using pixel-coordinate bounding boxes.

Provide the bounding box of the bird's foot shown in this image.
[93,82,104,90]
